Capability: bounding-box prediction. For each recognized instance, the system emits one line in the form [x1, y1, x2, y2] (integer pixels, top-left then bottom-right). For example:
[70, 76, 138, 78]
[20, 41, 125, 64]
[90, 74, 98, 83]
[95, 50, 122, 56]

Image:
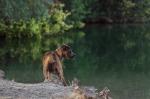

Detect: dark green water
[0, 24, 150, 99]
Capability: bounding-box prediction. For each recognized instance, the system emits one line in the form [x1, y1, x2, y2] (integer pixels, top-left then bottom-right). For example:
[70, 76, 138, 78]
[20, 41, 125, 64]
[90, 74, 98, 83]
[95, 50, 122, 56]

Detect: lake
[0, 24, 150, 99]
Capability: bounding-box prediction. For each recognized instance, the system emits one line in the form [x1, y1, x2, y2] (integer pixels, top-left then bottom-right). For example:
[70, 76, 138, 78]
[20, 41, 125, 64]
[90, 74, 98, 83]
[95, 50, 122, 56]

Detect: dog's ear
[61, 44, 70, 51]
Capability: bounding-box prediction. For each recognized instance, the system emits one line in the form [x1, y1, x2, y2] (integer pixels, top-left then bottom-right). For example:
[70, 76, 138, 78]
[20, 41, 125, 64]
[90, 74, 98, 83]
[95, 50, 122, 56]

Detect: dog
[42, 44, 75, 86]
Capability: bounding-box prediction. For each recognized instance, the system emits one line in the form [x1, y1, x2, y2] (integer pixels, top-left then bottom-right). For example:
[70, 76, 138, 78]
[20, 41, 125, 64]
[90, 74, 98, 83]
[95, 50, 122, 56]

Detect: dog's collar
[54, 49, 62, 60]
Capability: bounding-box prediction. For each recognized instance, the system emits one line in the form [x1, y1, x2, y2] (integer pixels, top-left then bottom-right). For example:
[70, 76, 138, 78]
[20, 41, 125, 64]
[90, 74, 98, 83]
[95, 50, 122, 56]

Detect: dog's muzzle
[70, 53, 76, 58]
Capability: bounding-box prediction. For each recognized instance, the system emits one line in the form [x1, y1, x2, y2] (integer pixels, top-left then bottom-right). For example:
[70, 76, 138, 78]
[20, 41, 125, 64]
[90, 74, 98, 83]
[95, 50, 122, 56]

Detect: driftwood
[0, 70, 112, 99]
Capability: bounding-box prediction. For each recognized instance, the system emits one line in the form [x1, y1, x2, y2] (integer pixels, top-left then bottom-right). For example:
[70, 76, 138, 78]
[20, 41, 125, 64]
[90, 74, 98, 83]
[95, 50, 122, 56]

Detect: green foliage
[63, 0, 87, 27]
[0, 0, 51, 20]
[122, 0, 136, 16]
[0, 3, 77, 39]
[64, 0, 150, 23]
[70, 0, 87, 21]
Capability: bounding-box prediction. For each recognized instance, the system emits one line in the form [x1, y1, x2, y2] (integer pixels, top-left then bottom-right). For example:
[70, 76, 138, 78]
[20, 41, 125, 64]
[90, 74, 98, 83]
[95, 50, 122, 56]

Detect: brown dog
[42, 44, 75, 86]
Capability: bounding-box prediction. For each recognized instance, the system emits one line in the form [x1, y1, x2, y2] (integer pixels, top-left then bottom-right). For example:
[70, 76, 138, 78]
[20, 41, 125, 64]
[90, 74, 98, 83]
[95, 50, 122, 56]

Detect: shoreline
[0, 78, 98, 99]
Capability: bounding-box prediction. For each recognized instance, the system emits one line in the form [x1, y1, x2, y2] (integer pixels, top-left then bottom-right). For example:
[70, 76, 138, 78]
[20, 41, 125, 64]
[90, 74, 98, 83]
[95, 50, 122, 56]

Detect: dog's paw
[44, 79, 51, 83]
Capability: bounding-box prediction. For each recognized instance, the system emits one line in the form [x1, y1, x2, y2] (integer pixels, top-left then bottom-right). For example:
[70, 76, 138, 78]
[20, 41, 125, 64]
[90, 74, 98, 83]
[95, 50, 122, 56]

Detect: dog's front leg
[59, 74, 67, 86]
[62, 77, 67, 86]
[56, 67, 67, 86]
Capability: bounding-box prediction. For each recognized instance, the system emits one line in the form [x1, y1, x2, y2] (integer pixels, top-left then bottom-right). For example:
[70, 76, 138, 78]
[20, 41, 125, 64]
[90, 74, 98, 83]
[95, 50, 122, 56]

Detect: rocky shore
[0, 79, 97, 99]
[0, 70, 112, 99]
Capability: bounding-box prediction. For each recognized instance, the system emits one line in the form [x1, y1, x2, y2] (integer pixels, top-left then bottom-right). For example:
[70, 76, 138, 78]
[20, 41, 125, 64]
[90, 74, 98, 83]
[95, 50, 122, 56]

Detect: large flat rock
[0, 79, 97, 99]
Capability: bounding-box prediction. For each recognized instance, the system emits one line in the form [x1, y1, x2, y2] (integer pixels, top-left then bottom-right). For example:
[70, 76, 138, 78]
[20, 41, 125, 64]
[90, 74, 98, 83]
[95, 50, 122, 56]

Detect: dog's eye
[63, 47, 67, 51]
[63, 46, 70, 51]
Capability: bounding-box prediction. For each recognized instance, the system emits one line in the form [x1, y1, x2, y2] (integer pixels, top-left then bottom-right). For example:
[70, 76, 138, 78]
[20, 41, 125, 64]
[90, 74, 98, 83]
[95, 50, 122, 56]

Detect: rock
[0, 79, 98, 99]
[0, 71, 112, 99]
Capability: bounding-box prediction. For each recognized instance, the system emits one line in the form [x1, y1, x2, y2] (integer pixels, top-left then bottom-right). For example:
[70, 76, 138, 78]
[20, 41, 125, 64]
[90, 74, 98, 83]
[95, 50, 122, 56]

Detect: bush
[0, 4, 77, 39]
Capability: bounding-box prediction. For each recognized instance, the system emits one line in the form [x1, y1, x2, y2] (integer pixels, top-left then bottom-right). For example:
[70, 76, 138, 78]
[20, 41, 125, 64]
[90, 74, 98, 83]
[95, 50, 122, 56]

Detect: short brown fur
[42, 45, 75, 86]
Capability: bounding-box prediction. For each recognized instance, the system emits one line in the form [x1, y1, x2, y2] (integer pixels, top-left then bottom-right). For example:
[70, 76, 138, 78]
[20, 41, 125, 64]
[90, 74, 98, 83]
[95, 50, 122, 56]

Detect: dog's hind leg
[43, 67, 48, 82]
[47, 71, 52, 81]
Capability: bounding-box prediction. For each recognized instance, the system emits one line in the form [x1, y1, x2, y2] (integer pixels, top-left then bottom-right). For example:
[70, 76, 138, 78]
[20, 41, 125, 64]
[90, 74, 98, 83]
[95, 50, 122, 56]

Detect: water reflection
[65, 24, 150, 99]
[0, 31, 84, 82]
[0, 24, 150, 99]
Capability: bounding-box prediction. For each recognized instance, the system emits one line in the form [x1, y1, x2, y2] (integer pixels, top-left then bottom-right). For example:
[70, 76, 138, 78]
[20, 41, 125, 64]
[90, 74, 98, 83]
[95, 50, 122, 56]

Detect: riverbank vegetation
[0, 1, 84, 39]
[63, 0, 150, 23]
[0, 0, 149, 39]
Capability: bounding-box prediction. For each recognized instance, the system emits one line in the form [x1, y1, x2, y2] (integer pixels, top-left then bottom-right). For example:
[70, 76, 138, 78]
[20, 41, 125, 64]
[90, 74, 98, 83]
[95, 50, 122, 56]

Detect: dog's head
[61, 44, 76, 59]
[56, 44, 75, 59]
